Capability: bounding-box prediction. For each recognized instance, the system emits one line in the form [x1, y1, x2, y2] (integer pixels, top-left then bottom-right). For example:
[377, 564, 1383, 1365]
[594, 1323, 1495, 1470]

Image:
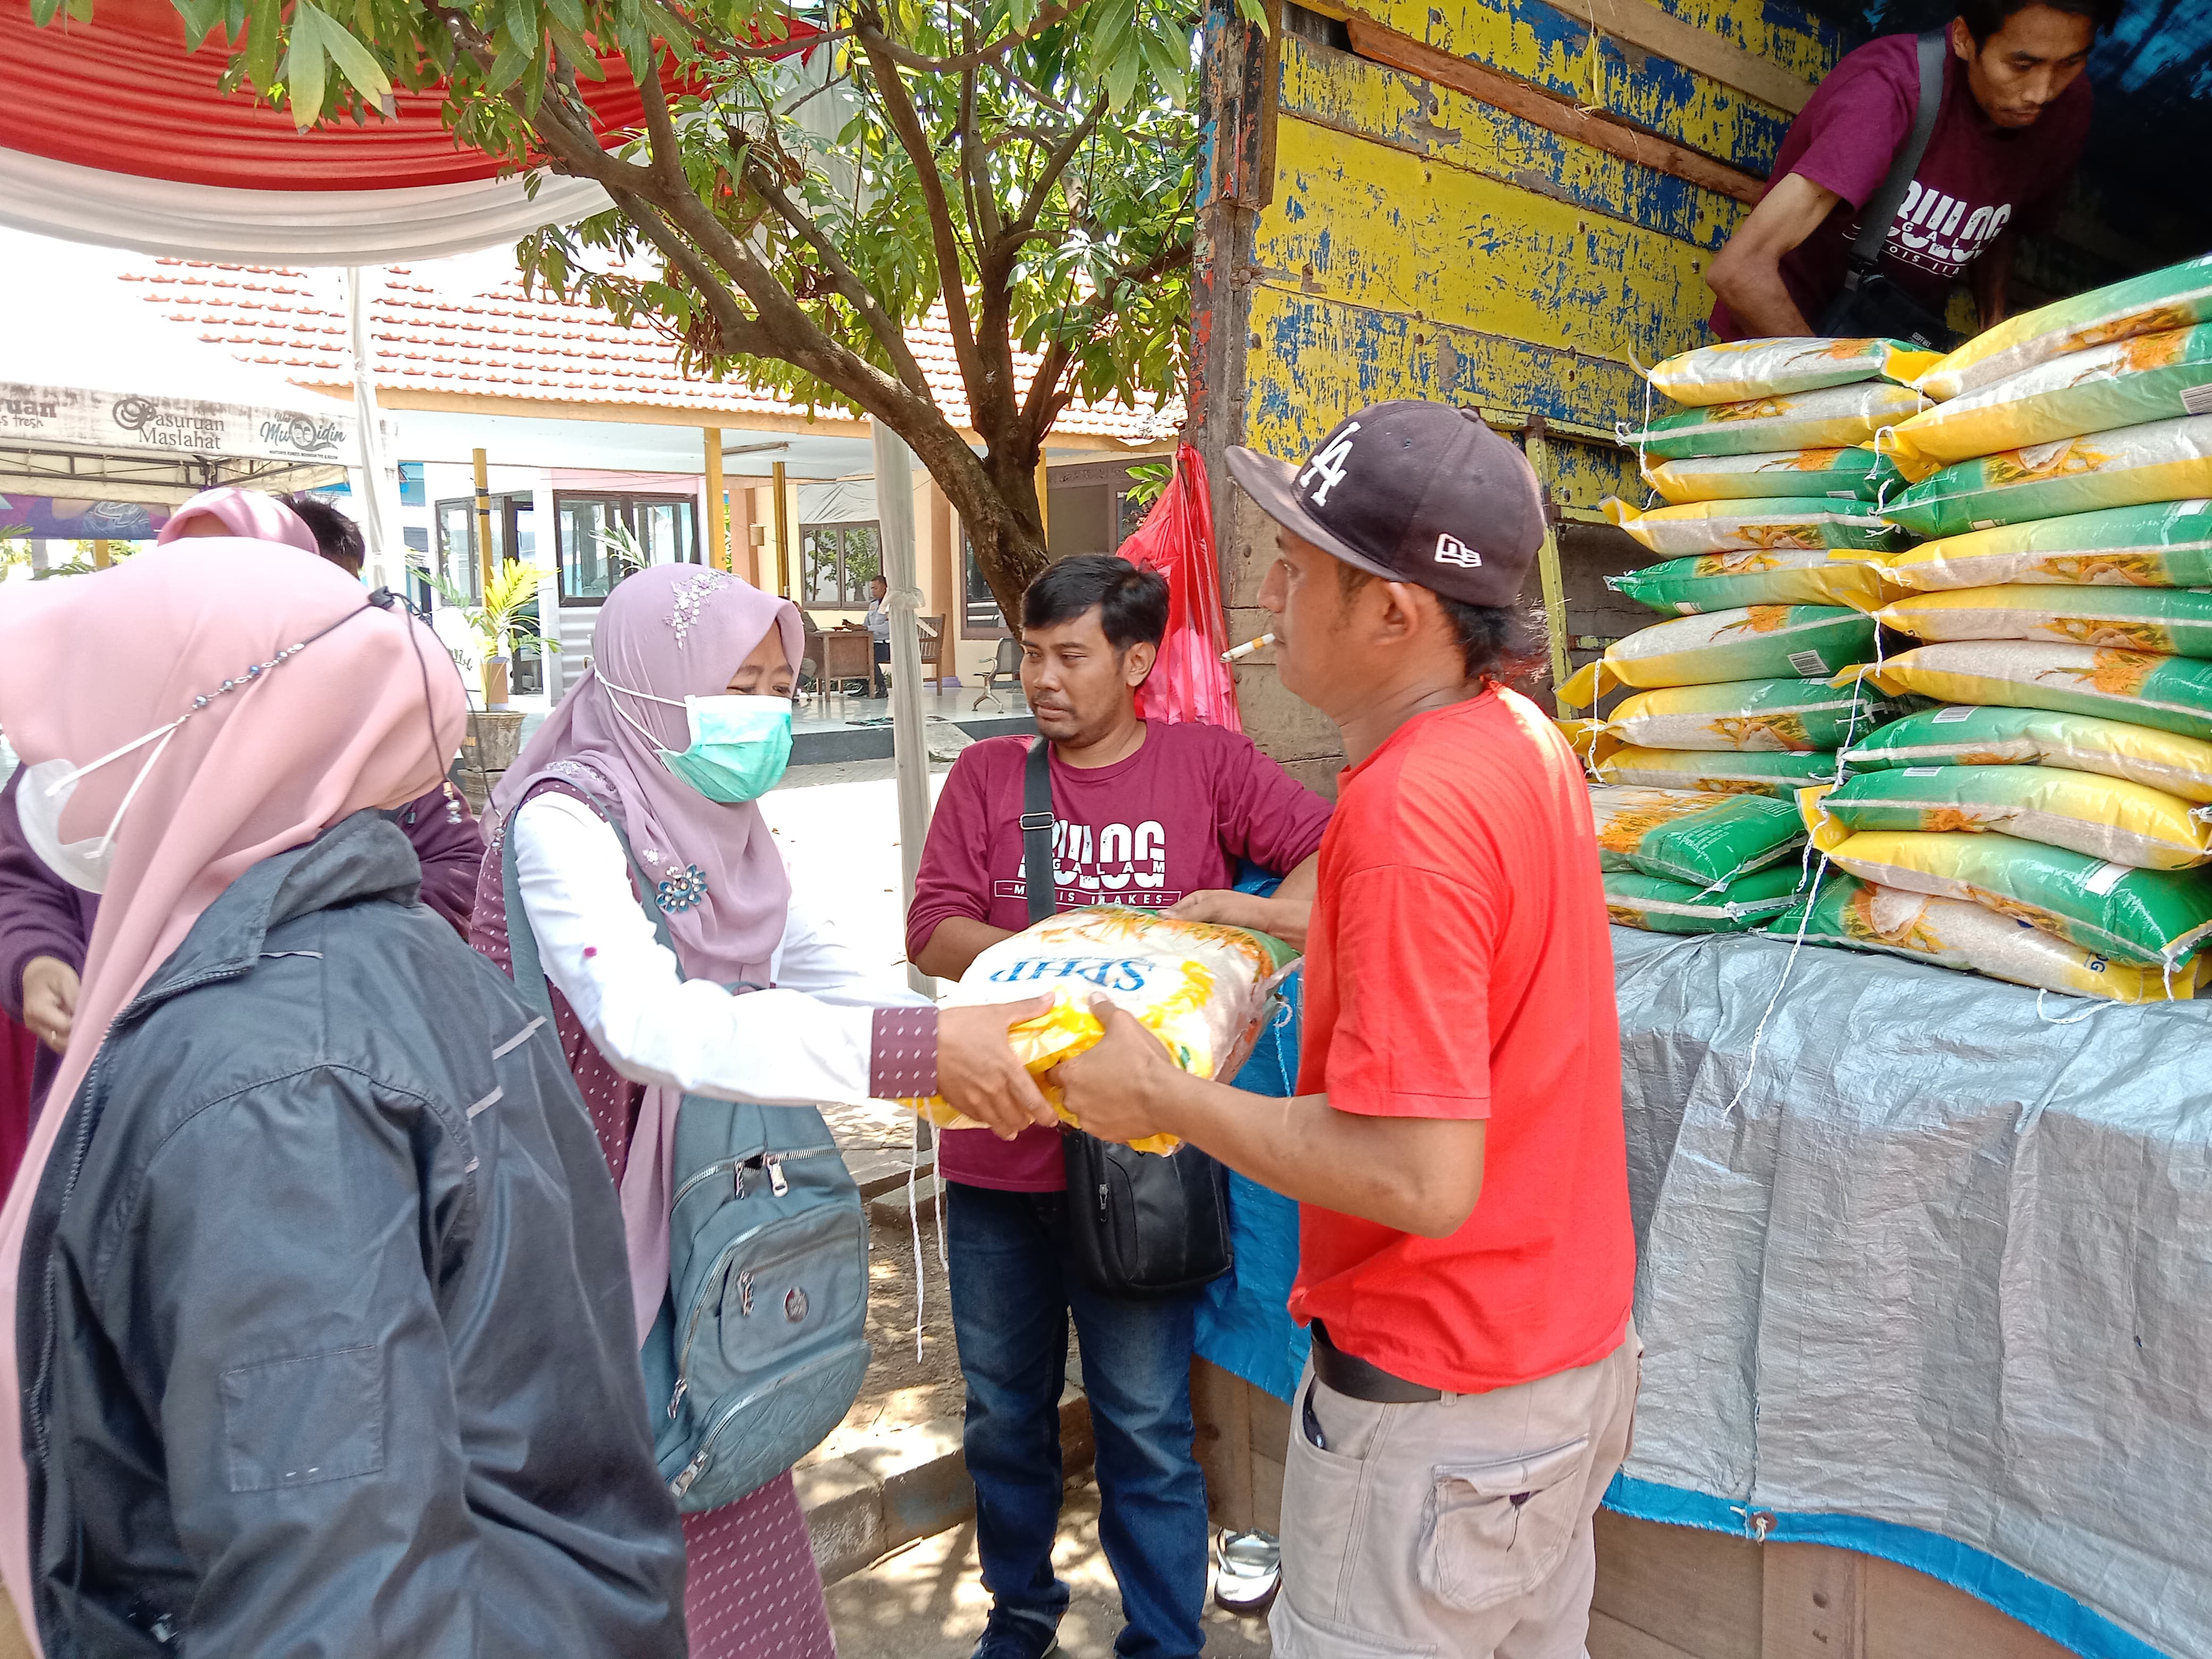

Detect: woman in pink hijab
[472, 563, 1053, 1659]
[0, 543, 685, 1656]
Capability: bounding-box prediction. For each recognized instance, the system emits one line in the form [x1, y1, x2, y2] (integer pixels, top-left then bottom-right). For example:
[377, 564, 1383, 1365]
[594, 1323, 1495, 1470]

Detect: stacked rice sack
[1572, 339, 1932, 932]
[1778, 255, 2212, 1002]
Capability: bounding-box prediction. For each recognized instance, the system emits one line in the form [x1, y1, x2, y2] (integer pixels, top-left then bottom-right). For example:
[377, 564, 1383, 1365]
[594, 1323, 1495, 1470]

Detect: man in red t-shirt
[1058, 402, 1637, 1659]
[1707, 0, 2109, 346]
[908, 554, 1332, 1659]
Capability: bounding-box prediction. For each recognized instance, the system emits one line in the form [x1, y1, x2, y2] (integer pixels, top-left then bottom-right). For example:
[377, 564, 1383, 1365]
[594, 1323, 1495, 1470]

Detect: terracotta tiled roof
[122, 259, 1183, 444]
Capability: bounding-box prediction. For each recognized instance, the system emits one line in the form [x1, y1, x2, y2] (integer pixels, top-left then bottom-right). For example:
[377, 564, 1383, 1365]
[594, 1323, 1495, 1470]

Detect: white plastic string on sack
[1723, 853, 1831, 1118]
[2035, 987, 2096, 1025]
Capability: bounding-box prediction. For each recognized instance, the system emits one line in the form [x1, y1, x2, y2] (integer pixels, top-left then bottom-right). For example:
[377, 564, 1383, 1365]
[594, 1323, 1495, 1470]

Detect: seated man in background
[907, 553, 1331, 1659]
[1706, 0, 2109, 346]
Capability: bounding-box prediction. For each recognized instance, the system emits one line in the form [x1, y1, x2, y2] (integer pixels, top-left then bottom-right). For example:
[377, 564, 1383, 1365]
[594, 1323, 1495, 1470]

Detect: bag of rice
[900, 908, 1297, 1152]
[1875, 584, 2212, 657]
[1603, 497, 1907, 558]
[1770, 873, 2200, 1002]
[1641, 446, 1903, 505]
[1844, 705, 2212, 803]
[1589, 784, 1805, 887]
[1597, 745, 1841, 799]
[1881, 415, 2212, 540]
[1605, 866, 1805, 934]
[1870, 498, 2212, 592]
[1856, 642, 2212, 743]
[1884, 324, 2212, 481]
[1812, 765, 2212, 869]
[1608, 548, 1891, 615]
[1559, 606, 1876, 708]
[1623, 382, 1929, 461]
[1645, 337, 1943, 407]
[1916, 252, 2212, 404]
[1822, 828, 2212, 966]
[1607, 676, 1898, 752]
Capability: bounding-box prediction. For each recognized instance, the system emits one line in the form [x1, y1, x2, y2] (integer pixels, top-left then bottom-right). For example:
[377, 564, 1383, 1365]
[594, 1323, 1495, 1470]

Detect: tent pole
[874, 423, 935, 997]
[473, 447, 495, 600]
[343, 267, 398, 588]
[772, 460, 793, 597]
[703, 427, 728, 572]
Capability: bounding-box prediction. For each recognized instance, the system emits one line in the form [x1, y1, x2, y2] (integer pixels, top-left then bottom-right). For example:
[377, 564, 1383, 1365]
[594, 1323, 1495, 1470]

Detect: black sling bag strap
[1822, 28, 1959, 350]
[1021, 738, 1057, 924]
[1019, 738, 1233, 1300]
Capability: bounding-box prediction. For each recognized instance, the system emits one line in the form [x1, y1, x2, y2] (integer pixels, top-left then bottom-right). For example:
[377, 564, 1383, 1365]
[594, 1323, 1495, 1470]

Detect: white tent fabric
[0, 146, 610, 265]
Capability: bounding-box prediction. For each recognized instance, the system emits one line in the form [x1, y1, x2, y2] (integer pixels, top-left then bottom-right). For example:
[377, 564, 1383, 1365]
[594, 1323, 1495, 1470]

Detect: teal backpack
[500, 789, 872, 1510]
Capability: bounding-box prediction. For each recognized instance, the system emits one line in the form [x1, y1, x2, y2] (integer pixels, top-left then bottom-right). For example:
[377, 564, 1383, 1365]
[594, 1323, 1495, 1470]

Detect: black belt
[1310, 1321, 1442, 1404]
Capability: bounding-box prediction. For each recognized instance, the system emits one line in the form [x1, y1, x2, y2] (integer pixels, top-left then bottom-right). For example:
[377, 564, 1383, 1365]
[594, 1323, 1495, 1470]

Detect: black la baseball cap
[1226, 400, 1547, 607]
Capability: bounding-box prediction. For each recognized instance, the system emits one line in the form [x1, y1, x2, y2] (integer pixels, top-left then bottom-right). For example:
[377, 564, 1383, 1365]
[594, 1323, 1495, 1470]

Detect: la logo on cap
[1434, 533, 1482, 569]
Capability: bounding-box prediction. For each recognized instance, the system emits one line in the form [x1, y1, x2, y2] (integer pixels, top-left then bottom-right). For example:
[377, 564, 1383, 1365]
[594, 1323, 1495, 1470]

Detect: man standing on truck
[908, 552, 1333, 1659]
[1055, 400, 1638, 1659]
[1706, 0, 2113, 348]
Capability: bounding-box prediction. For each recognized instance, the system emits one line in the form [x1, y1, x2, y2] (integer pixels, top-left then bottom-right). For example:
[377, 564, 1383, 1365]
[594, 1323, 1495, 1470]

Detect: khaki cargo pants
[1269, 1322, 1640, 1659]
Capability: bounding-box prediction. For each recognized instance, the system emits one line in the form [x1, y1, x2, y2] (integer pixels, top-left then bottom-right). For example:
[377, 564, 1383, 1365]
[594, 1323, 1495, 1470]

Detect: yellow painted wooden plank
[1280, 37, 1745, 251]
[1241, 284, 1641, 514]
[1256, 119, 1718, 372]
[1355, 0, 1829, 173]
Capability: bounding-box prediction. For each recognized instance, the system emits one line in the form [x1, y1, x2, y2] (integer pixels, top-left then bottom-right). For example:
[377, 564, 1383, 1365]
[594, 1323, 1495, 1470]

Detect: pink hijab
[493, 563, 803, 986]
[155, 485, 320, 556]
[0, 542, 466, 1654]
[492, 564, 800, 1339]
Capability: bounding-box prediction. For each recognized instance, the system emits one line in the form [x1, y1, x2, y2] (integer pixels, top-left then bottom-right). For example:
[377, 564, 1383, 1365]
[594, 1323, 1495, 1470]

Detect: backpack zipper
[669, 1342, 865, 1501]
[670, 1144, 836, 1210]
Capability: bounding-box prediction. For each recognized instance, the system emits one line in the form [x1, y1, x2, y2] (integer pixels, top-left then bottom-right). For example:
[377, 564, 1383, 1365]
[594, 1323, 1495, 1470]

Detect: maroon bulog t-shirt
[907, 722, 1333, 1191]
[1711, 32, 2090, 339]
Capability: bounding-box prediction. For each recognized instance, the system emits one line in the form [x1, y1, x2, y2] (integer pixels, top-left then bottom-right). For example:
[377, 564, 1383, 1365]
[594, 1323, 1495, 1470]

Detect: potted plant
[411, 558, 554, 780]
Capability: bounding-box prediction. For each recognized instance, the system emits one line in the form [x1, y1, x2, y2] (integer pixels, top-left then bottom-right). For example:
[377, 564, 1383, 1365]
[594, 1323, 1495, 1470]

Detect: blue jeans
[945, 1181, 1209, 1659]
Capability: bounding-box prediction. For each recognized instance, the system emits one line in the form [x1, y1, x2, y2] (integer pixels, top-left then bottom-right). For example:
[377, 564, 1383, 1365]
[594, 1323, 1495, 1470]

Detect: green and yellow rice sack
[1916, 252, 2212, 404]
[1811, 765, 2212, 869]
[1881, 415, 2212, 540]
[1875, 584, 2212, 657]
[1769, 873, 2199, 1002]
[1884, 323, 2212, 481]
[1558, 606, 1876, 707]
[1596, 745, 1840, 799]
[1869, 499, 2212, 591]
[1604, 866, 1805, 935]
[1820, 828, 2212, 966]
[1589, 784, 1805, 887]
[1856, 642, 2212, 744]
[1605, 676, 1897, 753]
[1641, 446, 1903, 505]
[1645, 337, 1942, 407]
[1607, 548, 1890, 615]
[1604, 496, 1907, 557]
[1622, 382, 1928, 461]
[1844, 705, 2212, 803]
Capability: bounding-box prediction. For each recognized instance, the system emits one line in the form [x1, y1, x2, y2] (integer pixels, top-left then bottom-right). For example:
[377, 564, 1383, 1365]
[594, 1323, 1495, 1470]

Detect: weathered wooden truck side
[1179, 3, 2096, 1653]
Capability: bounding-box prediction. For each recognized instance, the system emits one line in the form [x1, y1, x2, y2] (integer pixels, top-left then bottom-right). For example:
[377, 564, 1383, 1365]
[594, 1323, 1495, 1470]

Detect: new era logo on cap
[1225, 400, 1546, 608]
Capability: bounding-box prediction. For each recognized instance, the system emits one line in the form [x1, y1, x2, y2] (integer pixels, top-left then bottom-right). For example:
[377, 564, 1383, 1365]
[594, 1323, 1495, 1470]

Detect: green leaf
[27, 0, 64, 26]
[485, 18, 533, 93]
[282, 6, 328, 124]
[544, 0, 585, 37]
[174, 0, 227, 50]
[244, 0, 281, 90]
[298, 2, 393, 108]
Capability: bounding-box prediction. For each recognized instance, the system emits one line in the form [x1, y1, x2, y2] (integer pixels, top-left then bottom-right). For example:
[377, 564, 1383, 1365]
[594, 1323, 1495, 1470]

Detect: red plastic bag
[1116, 445, 1242, 732]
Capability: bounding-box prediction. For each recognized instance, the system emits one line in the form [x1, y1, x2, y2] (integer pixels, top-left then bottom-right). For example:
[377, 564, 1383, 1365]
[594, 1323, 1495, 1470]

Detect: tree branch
[996, 91, 1107, 256]
[867, 0, 1087, 73]
[1018, 237, 1193, 441]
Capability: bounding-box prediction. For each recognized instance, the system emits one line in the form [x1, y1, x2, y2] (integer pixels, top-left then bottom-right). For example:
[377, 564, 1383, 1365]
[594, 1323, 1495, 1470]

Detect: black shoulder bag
[1817, 28, 1963, 351]
[1023, 739, 1234, 1300]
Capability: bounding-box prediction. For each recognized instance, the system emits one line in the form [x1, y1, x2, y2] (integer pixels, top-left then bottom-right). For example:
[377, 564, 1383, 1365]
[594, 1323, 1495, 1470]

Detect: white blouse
[512, 791, 926, 1106]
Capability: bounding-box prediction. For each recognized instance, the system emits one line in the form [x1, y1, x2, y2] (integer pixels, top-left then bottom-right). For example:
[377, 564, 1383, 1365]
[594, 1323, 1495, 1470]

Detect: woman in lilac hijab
[470, 564, 1050, 1658]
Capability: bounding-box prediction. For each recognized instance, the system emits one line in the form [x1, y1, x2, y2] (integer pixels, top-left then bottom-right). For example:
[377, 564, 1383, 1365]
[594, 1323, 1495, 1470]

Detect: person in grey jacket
[0, 542, 686, 1656]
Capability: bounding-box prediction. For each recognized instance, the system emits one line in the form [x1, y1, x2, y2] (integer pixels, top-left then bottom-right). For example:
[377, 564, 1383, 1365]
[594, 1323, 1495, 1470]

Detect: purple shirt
[0, 768, 487, 1135]
[907, 722, 1333, 1192]
[1712, 32, 2090, 338]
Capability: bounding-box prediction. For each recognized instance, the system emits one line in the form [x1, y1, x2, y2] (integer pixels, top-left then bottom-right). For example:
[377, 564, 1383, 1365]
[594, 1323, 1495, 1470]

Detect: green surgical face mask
[604, 680, 793, 803]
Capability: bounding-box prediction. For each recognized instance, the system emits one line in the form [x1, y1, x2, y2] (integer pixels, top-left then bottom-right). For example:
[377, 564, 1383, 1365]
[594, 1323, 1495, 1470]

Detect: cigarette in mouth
[1220, 633, 1276, 663]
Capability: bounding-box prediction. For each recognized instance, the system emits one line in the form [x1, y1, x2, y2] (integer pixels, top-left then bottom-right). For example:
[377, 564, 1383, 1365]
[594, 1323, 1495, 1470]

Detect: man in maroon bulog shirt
[1706, 0, 2112, 347]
